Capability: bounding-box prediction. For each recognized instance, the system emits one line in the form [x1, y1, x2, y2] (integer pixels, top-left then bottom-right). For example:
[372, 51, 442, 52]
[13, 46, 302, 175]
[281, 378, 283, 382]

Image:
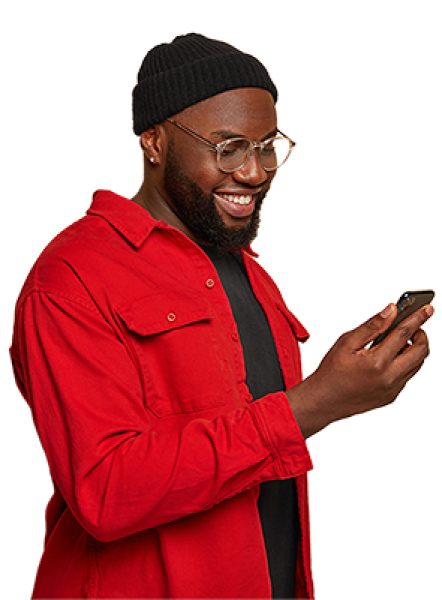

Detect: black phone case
[370, 290, 435, 348]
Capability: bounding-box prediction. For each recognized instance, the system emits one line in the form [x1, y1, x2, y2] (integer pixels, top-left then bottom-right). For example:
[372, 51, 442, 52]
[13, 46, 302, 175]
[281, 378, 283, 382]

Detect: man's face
[162, 88, 278, 252]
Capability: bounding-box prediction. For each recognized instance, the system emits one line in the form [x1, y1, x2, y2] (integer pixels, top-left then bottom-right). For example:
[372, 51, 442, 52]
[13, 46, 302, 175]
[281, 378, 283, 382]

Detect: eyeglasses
[166, 118, 296, 174]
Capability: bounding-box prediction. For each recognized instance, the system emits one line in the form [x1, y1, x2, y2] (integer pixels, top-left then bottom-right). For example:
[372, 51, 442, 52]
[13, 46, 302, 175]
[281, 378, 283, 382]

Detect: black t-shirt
[201, 246, 299, 599]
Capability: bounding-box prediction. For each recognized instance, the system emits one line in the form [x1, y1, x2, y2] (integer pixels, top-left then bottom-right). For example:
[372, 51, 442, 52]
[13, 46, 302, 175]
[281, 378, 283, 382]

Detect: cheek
[187, 158, 229, 192]
[264, 171, 276, 189]
[170, 138, 231, 192]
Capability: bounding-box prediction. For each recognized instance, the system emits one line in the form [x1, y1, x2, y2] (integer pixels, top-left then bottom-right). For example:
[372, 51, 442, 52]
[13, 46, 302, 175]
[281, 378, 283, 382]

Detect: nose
[232, 149, 268, 187]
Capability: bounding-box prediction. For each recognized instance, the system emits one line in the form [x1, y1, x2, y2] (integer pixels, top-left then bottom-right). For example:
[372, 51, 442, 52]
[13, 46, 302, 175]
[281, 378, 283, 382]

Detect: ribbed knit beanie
[132, 33, 278, 135]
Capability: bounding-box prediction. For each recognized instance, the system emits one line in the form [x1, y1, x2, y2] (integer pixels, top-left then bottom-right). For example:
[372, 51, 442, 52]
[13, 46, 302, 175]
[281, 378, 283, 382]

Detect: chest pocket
[117, 290, 233, 418]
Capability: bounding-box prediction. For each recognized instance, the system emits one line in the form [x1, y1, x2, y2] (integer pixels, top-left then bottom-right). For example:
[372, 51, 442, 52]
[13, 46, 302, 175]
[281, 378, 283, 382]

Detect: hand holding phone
[370, 290, 435, 348]
[286, 289, 434, 437]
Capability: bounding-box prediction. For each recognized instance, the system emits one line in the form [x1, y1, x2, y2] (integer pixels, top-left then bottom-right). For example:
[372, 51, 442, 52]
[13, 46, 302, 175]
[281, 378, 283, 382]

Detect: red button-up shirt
[10, 190, 314, 599]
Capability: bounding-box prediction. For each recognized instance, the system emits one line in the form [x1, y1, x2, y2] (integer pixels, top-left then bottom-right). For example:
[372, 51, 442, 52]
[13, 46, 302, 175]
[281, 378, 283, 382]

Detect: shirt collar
[87, 190, 163, 248]
[242, 246, 259, 258]
[87, 189, 259, 257]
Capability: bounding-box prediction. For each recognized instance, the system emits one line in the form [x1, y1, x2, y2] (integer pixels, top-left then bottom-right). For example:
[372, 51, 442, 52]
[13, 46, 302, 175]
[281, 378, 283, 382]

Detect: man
[10, 34, 432, 599]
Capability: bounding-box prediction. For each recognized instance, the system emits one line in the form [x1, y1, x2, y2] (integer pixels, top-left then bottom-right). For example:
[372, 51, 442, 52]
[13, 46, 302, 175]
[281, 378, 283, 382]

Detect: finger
[382, 305, 434, 356]
[350, 303, 398, 350]
[397, 327, 426, 355]
[389, 328, 430, 382]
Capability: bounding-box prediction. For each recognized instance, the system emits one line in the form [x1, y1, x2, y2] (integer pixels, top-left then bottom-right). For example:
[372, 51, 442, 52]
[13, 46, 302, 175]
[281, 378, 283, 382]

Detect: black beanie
[132, 33, 278, 135]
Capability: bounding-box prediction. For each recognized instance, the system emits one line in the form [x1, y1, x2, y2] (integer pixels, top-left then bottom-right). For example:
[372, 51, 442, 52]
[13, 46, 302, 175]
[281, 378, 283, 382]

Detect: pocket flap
[117, 290, 214, 336]
[277, 304, 310, 342]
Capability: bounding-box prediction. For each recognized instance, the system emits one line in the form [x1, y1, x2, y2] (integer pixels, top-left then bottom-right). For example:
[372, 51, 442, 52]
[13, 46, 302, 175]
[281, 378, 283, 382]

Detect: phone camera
[402, 296, 416, 310]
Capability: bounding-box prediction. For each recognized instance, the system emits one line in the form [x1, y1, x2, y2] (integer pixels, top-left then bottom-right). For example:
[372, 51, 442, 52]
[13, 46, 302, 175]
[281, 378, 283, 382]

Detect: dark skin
[132, 88, 276, 242]
[132, 87, 433, 439]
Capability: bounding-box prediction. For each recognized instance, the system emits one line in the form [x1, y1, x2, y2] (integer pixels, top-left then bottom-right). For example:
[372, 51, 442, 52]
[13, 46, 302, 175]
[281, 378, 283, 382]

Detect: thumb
[378, 303, 397, 322]
[352, 303, 398, 350]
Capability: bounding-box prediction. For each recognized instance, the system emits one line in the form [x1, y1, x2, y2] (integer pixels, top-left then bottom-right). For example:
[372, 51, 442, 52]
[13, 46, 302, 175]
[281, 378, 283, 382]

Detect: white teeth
[219, 194, 253, 205]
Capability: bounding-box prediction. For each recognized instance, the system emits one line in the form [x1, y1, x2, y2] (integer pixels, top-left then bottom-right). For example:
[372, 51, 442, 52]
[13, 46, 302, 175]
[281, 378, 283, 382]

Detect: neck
[132, 181, 201, 243]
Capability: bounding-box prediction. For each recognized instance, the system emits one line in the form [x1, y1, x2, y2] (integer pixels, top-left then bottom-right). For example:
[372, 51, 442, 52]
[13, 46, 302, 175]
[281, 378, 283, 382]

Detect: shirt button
[167, 312, 176, 322]
[245, 393, 253, 403]
[231, 331, 239, 342]
[205, 278, 215, 289]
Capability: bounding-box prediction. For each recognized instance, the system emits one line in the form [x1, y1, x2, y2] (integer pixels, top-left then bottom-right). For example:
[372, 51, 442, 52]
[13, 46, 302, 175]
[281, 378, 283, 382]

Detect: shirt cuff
[249, 391, 313, 479]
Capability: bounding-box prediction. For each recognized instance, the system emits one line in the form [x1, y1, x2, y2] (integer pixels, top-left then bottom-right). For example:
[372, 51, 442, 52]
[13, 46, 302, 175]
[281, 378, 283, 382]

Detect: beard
[163, 140, 267, 254]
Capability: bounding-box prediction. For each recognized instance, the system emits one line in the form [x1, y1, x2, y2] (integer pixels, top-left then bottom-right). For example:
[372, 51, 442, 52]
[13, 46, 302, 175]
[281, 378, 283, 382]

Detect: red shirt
[10, 190, 314, 599]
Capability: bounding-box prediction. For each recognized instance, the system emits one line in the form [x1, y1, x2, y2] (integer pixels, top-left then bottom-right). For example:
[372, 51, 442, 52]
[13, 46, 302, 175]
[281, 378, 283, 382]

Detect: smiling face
[134, 87, 279, 252]
[162, 88, 278, 251]
[163, 136, 269, 253]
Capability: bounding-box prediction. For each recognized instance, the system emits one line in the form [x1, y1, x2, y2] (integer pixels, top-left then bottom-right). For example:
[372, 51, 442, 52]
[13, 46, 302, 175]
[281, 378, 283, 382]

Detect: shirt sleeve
[11, 289, 312, 543]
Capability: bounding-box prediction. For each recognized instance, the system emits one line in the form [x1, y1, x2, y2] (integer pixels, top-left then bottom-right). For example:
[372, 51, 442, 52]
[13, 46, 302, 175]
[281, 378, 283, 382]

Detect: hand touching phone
[370, 290, 435, 348]
[286, 290, 435, 438]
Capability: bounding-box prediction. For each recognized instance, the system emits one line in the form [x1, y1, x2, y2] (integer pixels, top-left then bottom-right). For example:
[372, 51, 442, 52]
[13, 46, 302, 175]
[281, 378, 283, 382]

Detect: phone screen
[370, 290, 435, 348]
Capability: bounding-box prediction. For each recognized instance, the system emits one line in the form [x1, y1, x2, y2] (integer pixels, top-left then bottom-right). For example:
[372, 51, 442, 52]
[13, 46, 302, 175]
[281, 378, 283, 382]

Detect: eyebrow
[210, 128, 278, 141]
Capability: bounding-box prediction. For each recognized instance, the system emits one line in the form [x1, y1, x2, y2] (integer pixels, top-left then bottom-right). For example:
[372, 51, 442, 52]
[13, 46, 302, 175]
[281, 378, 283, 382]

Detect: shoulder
[15, 214, 112, 311]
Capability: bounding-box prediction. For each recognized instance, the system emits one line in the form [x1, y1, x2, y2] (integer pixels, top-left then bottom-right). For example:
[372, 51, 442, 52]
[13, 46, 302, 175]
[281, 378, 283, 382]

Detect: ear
[139, 125, 165, 166]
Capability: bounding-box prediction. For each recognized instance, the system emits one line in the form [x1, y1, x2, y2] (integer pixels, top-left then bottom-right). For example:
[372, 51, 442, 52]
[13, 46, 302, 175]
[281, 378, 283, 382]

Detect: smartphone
[370, 290, 435, 348]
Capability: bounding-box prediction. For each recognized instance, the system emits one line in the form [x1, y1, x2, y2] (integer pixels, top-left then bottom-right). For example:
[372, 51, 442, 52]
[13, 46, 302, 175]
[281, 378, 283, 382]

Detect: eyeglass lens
[219, 137, 292, 173]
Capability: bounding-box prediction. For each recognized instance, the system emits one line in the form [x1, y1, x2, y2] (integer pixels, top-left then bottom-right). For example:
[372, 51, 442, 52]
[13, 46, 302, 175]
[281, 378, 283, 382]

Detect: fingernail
[380, 304, 393, 318]
[425, 305, 435, 317]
